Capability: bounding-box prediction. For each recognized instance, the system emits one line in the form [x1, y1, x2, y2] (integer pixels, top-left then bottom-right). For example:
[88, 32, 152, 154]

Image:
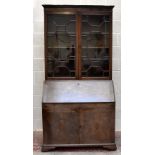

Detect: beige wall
[33, 0, 121, 131]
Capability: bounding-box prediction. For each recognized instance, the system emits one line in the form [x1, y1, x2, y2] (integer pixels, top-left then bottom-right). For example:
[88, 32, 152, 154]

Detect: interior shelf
[82, 47, 109, 48]
[48, 32, 76, 36]
[82, 32, 109, 35]
[48, 47, 75, 48]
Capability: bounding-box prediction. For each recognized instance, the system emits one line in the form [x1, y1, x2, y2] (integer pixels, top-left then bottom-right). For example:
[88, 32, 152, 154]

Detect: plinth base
[41, 143, 117, 152]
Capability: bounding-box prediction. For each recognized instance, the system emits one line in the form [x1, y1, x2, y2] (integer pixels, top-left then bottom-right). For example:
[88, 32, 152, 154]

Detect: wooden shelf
[82, 47, 109, 48]
[48, 47, 75, 48]
[82, 58, 109, 60]
[47, 32, 76, 36]
[82, 32, 109, 35]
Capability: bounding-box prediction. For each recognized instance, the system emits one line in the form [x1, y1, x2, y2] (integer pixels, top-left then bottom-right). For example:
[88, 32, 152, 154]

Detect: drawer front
[79, 103, 115, 144]
[42, 103, 80, 144]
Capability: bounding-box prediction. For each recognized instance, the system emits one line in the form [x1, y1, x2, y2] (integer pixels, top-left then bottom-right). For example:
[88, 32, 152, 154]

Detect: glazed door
[45, 14, 77, 79]
[80, 14, 112, 79]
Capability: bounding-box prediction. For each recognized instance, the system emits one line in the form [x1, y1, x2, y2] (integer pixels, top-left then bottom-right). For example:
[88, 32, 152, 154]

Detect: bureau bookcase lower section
[42, 103, 116, 151]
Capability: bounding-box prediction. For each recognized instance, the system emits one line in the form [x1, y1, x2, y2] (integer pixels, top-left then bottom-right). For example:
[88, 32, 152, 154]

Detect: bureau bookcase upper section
[43, 5, 114, 80]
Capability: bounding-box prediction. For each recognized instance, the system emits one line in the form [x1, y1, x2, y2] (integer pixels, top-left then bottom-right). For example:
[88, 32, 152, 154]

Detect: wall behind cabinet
[33, 0, 121, 131]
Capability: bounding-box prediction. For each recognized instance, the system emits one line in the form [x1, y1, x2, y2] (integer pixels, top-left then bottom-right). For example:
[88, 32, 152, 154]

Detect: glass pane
[82, 15, 110, 34]
[48, 34, 75, 48]
[81, 48, 109, 77]
[47, 14, 76, 77]
[81, 15, 111, 77]
[82, 34, 109, 48]
[48, 14, 76, 33]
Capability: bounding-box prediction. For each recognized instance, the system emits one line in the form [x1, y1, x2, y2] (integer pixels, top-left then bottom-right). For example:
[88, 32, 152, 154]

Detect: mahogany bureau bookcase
[41, 5, 116, 151]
